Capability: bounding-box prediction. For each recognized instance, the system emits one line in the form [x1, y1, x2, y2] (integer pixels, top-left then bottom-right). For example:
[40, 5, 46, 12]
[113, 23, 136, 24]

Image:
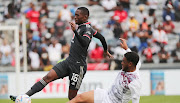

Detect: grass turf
[1, 95, 180, 103]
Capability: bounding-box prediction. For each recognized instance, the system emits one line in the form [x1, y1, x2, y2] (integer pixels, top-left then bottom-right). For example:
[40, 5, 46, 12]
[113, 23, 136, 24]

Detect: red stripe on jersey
[93, 31, 97, 35]
[83, 34, 91, 39]
[84, 22, 91, 24]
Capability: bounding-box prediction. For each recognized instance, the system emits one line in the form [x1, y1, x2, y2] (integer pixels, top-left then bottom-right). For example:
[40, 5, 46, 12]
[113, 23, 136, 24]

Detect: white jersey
[107, 49, 141, 103]
[94, 49, 142, 103]
[105, 70, 141, 103]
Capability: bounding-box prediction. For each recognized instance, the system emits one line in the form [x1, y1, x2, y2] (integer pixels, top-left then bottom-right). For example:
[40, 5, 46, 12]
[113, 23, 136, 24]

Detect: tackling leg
[68, 90, 94, 103]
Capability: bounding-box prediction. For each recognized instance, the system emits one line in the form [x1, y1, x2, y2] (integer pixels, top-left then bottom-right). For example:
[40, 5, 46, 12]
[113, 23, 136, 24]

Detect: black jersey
[69, 22, 97, 64]
[53, 22, 108, 90]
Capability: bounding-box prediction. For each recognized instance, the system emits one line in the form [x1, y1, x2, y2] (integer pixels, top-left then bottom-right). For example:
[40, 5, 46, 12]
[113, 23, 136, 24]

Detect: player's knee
[68, 94, 76, 100]
[43, 74, 53, 83]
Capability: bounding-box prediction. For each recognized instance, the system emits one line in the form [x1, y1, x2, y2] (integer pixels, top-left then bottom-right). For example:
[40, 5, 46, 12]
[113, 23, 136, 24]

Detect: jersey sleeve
[82, 27, 94, 40]
[129, 79, 142, 103]
[92, 29, 97, 36]
[73, 30, 90, 47]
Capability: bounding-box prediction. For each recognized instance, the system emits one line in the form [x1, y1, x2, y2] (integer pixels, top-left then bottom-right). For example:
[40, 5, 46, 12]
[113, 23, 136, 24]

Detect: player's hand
[119, 38, 128, 50]
[69, 22, 76, 31]
[104, 51, 114, 59]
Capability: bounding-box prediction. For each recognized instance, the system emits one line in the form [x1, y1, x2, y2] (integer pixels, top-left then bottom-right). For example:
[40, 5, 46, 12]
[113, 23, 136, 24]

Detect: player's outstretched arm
[120, 38, 141, 70]
[119, 38, 129, 50]
[94, 32, 113, 59]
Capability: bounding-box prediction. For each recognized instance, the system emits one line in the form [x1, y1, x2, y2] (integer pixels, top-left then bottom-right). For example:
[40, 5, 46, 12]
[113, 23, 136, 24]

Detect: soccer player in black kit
[10, 7, 113, 101]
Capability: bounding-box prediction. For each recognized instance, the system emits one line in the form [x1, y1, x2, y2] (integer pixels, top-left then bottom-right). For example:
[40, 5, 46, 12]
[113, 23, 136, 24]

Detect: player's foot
[10, 95, 17, 101]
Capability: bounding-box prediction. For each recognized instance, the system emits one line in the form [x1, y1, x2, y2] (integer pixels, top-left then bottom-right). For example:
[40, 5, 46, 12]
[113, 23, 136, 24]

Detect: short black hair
[124, 52, 139, 66]
[77, 7, 89, 17]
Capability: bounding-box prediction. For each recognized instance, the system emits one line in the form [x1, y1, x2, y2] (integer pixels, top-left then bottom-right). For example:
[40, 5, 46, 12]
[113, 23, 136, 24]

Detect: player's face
[121, 57, 129, 71]
[75, 9, 86, 25]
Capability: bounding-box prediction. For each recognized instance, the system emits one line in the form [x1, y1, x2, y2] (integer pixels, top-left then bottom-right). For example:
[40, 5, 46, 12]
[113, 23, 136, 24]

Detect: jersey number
[71, 73, 79, 82]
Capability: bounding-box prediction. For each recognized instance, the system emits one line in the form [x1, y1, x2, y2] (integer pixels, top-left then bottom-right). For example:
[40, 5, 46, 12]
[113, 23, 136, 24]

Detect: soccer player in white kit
[68, 38, 142, 103]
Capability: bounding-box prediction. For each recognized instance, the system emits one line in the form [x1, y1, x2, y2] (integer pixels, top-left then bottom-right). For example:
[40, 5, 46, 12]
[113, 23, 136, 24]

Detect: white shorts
[94, 88, 107, 103]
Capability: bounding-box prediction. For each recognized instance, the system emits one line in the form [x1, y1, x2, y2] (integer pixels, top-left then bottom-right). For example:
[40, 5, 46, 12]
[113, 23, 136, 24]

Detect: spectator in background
[174, 0, 180, 21]
[70, 3, 78, 17]
[0, 39, 11, 55]
[56, 30, 66, 44]
[1, 52, 12, 66]
[40, 37, 48, 48]
[48, 27, 56, 37]
[31, 35, 41, 50]
[151, 17, 159, 31]
[147, 24, 153, 38]
[127, 32, 141, 53]
[163, 4, 175, 21]
[26, 4, 40, 31]
[39, 2, 49, 19]
[4, 1, 17, 19]
[143, 42, 155, 63]
[44, 32, 52, 46]
[54, 16, 66, 37]
[62, 43, 70, 59]
[13, 0, 22, 15]
[136, 4, 148, 24]
[29, 48, 40, 71]
[128, 12, 139, 32]
[112, 42, 127, 70]
[47, 37, 62, 65]
[137, 24, 150, 52]
[163, 15, 175, 34]
[158, 46, 170, 63]
[113, 4, 128, 23]
[89, 44, 104, 63]
[141, 17, 148, 30]
[152, 24, 168, 47]
[107, 16, 116, 29]
[171, 42, 180, 63]
[118, 0, 130, 12]
[39, 17, 48, 37]
[137, 0, 147, 5]
[40, 45, 50, 70]
[113, 16, 123, 39]
[101, 0, 117, 12]
[146, 8, 156, 25]
[165, 0, 173, 7]
[39, 2, 49, 36]
[146, 0, 158, 17]
[27, 29, 33, 51]
[24, 2, 34, 14]
[88, 0, 101, 6]
[58, 4, 72, 22]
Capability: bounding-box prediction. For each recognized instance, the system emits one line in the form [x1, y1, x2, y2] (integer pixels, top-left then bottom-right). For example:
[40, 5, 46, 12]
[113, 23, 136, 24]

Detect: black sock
[26, 79, 47, 96]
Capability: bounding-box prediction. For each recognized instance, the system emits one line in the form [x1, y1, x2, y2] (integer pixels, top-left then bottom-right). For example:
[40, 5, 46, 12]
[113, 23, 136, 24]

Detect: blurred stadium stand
[0, 0, 180, 71]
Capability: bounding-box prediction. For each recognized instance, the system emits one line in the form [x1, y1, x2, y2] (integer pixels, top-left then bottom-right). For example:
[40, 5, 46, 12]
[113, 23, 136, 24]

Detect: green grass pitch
[1, 95, 180, 103]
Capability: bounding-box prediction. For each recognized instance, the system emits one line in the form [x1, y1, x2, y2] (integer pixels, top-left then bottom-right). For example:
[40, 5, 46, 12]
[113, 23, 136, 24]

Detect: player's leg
[10, 69, 58, 101]
[68, 89, 78, 100]
[10, 59, 69, 101]
[25, 69, 59, 96]
[68, 64, 87, 100]
[68, 90, 94, 103]
[25, 59, 70, 97]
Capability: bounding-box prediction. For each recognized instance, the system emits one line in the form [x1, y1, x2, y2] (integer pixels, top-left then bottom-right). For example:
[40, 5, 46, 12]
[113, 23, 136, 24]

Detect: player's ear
[129, 62, 133, 67]
[84, 15, 88, 20]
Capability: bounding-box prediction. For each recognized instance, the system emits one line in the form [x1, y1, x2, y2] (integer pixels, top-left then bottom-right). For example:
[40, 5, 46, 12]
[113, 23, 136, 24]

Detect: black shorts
[52, 58, 87, 90]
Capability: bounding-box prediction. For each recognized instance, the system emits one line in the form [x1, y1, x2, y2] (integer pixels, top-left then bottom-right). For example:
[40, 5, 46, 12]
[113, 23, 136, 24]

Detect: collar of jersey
[78, 22, 91, 27]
